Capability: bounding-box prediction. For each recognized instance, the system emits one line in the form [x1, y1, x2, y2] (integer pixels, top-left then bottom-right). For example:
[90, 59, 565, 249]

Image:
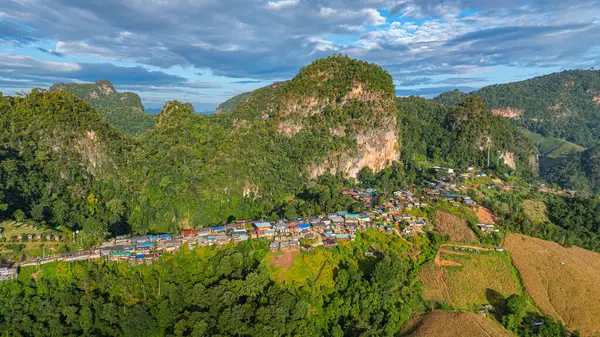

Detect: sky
[1, 0, 599, 111]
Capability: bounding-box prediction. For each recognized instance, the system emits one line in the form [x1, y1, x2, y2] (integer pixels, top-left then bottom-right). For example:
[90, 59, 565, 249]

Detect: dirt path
[434, 249, 465, 267]
[441, 244, 492, 251]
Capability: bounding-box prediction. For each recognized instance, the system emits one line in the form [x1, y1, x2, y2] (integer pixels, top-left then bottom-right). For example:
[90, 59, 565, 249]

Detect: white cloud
[0, 54, 81, 72]
[266, 0, 299, 10]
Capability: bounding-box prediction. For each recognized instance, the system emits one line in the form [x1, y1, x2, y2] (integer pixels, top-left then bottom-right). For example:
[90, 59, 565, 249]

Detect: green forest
[0, 234, 434, 337]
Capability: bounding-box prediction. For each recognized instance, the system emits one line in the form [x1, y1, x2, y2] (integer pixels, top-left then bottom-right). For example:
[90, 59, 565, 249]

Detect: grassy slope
[519, 128, 584, 172]
[420, 251, 521, 309]
[402, 311, 514, 337]
[505, 234, 600, 336]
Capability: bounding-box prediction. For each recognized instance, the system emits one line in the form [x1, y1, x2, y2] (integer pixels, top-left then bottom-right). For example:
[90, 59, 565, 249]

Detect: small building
[323, 239, 336, 248]
[301, 245, 314, 252]
[269, 242, 279, 252]
[255, 222, 272, 230]
[0, 263, 18, 281]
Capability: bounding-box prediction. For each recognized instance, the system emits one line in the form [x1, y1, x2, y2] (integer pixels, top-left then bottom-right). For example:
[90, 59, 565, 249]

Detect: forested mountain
[397, 96, 538, 175]
[49, 80, 155, 135]
[0, 90, 134, 241]
[434, 70, 600, 148]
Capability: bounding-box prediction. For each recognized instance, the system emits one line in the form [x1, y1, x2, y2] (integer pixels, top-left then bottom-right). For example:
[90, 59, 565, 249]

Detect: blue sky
[1, 0, 599, 111]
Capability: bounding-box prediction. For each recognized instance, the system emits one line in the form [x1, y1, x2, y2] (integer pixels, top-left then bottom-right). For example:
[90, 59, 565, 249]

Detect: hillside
[519, 128, 585, 174]
[402, 311, 514, 337]
[214, 91, 251, 113]
[397, 96, 538, 173]
[434, 70, 600, 148]
[505, 234, 600, 336]
[50, 80, 155, 135]
[542, 146, 600, 195]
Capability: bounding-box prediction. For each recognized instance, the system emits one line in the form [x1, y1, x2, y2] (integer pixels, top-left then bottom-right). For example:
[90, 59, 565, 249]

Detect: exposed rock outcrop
[491, 107, 523, 119]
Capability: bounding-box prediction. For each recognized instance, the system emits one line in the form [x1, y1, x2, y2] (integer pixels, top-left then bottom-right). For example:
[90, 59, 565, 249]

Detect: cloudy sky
[1, 0, 599, 111]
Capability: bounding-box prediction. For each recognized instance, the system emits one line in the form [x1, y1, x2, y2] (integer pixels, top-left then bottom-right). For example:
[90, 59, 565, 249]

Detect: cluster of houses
[340, 188, 377, 208]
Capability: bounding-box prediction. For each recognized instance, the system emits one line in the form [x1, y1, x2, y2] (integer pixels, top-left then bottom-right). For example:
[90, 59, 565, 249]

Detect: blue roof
[270, 242, 279, 247]
[158, 234, 172, 239]
[138, 242, 156, 248]
[345, 213, 359, 218]
[445, 194, 459, 198]
[136, 253, 145, 259]
[211, 226, 224, 231]
[298, 223, 311, 229]
[255, 222, 271, 228]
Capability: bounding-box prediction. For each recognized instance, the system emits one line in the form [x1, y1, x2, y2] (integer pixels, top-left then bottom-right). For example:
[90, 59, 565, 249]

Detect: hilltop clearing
[505, 234, 600, 336]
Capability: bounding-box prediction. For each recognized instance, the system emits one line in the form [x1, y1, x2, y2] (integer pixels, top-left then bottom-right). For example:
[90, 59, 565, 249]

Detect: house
[478, 172, 487, 177]
[301, 245, 314, 252]
[197, 229, 211, 237]
[182, 230, 197, 237]
[254, 222, 272, 230]
[262, 228, 277, 238]
[159, 240, 181, 252]
[323, 239, 336, 248]
[321, 217, 332, 225]
[45, 234, 52, 241]
[210, 226, 225, 233]
[0, 263, 18, 281]
[335, 233, 350, 241]
[130, 235, 148, 243]
[275, 222, 290, 233]
[329, 215, 344, 224]
[136, 242, 157, 251]
[269, 242, 279, 252]
[280, 241, 290, 251]
[297, 223, 311, 231]
[196, 236, 208, 246]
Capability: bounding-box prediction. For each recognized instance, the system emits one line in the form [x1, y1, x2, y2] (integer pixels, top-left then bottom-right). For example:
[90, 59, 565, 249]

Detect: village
[2, 165, 566, 281]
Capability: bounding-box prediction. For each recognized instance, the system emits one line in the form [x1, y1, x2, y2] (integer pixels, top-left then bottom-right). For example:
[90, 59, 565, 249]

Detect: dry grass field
[522, 200, 549, 223]
[401, 311, 514, 337]
[435, 211, 477, 242]
[475, 207, 498, 224]
[420, 251, 520, 309]
[505, 234, 600, 336]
